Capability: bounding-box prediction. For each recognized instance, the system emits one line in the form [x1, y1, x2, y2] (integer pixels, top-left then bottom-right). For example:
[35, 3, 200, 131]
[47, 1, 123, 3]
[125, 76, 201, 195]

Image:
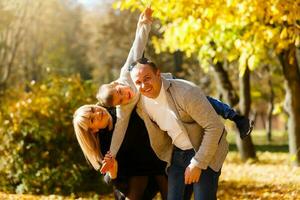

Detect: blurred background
[0, 0, 299, 199]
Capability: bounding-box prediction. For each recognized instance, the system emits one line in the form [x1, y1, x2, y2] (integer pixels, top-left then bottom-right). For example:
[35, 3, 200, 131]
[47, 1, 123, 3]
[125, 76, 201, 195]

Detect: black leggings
[113, 175, 168, 200]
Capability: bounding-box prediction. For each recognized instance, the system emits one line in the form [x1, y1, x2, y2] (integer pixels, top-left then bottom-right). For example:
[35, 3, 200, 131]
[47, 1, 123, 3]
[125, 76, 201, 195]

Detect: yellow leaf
[289, 56, 295, 65]
[239, 53, 248, 76]
[295, 35, 300, 46]
[234, 39, 242, 49]
[280, 28, 288, 39]
[273, 103, 283, 115]
[290, 154, 297, 162]
[247, 55, 256, 70]
[40, 85, 47, 91]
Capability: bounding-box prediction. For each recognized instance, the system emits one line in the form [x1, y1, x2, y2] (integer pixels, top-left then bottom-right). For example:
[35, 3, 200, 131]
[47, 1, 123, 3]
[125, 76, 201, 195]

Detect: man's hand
[184, 164, 202, 184]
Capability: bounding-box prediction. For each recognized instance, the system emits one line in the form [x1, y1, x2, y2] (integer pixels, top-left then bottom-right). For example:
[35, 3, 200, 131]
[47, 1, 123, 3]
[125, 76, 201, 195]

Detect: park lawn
[218, 151, 300, 199]
[1, 130, 300, 199]
[219, 129, 300, 199]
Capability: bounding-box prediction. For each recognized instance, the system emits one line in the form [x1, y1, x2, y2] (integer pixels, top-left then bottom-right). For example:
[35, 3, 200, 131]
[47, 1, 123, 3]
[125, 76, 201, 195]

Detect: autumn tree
[0, 0, 93, 93]
[84, 1, 197, 86]
[0, 0, 29, 93]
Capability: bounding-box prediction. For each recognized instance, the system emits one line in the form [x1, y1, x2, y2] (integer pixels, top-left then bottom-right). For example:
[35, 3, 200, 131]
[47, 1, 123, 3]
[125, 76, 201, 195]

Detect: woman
[73, 104, 168, 200]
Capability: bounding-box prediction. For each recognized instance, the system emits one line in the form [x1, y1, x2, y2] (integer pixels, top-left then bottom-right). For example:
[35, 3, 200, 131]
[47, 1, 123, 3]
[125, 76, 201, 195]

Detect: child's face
[111, 83, 135, 106]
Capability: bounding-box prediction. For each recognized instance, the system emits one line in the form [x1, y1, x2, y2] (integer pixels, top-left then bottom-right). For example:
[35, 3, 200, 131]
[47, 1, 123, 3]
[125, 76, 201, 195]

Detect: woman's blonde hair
[73, 104, 104, 170]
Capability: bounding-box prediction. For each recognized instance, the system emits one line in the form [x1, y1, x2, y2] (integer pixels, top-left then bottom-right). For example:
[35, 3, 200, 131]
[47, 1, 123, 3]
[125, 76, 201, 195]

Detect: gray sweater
[137, 78, 228, 171]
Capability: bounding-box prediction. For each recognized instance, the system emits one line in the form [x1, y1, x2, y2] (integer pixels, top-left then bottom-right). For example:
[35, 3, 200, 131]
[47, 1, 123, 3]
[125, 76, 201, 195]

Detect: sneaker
[233, 115, 254, 139]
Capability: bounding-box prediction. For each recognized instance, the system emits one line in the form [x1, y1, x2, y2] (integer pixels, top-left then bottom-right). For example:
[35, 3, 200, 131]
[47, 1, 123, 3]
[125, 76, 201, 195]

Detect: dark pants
[168, 148, 221, 200]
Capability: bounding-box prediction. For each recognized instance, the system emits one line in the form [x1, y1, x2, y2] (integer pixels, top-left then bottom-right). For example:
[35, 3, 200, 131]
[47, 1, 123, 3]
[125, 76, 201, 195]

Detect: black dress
[98, 107, 166, 176]
[98, 107, 167, 200]
[116, 108, 166, 177]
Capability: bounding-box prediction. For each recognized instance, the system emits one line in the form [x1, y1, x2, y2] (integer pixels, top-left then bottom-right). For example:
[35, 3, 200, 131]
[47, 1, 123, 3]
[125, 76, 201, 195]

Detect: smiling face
[130, 63, 162, 99]
[88, 105, 112, 133]
[111, 83, 135, 106]
[97, 82, 135, 107]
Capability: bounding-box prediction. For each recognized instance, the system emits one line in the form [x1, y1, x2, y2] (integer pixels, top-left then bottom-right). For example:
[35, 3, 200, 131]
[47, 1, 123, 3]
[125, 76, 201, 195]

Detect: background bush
[0, 75, 109, 194]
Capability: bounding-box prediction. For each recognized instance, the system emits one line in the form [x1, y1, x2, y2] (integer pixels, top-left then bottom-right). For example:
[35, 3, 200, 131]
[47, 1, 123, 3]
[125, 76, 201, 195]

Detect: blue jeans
[167, 148, 221, 200]
[207, 96, 236, 119]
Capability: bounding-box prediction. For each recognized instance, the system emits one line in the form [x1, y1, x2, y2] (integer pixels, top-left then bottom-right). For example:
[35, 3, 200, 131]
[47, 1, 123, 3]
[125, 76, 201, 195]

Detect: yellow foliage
[273, 102, 283, 115]
[238, 52, 248, 76]
[280, 28, 288, 39]
[116, 0, 300, 72]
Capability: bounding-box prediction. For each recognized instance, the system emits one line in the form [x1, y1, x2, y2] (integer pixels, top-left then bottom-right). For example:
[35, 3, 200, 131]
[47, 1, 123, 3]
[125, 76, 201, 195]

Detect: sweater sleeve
[184, 85, 225, 170]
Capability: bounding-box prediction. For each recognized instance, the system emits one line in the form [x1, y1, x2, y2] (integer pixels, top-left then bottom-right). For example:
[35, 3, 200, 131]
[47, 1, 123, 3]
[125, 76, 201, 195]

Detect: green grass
[226, 129, 289, 152]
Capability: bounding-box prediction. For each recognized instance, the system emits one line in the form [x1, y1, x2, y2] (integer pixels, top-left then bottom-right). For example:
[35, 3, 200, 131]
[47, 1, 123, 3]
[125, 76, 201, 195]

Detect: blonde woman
[73, 104, 168, 200]
[73, 7, 169, 200]
[73, 104, 116, 175]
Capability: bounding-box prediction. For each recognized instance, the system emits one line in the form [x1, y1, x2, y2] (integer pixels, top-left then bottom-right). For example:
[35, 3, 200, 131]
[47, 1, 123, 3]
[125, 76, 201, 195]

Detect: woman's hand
[100, 152, 118, 179]
[108, 158, 118, 179]
[100, 152, 114, 173]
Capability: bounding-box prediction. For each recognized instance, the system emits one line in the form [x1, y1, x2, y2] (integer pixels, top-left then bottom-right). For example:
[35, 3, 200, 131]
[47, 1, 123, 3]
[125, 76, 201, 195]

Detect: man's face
[111, 83, 135, 106]
[130, 64, 162, 99]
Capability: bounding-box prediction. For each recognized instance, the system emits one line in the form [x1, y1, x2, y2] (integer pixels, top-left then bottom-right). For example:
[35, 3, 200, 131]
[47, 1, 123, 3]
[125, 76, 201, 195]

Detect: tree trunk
[279, 45, 300, 166]
[212, 61, 239, 106]
[236, 66, 256, 161]
[266, 75, 274, 142]
[174, 50, 183, 72]
[211, 61, 256, 160]
[0, 5, 27, 93]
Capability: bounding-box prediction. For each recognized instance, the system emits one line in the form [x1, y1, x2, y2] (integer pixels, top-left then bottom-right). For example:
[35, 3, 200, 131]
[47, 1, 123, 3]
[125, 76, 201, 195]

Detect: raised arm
[108, 8, 154, 159]
[119, 7, 153, 80]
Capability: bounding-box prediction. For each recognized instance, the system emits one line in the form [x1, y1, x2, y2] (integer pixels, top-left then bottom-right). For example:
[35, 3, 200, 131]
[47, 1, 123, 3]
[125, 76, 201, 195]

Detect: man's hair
[96, 84, 115, 107]
[128, 57, 158, 72]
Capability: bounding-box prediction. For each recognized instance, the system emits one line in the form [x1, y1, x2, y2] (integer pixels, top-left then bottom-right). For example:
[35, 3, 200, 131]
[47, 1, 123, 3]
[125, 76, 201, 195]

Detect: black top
[98, 107, 166, 177]
[98, 108, 116, 156]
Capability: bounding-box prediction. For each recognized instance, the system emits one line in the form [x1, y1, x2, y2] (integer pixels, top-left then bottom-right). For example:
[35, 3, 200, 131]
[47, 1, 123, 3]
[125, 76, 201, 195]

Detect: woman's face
[89, 106, 111, 133]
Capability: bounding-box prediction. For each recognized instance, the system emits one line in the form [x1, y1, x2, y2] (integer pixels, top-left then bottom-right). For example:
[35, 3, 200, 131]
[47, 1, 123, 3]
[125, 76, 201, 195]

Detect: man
[129, 58, 228, 200]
